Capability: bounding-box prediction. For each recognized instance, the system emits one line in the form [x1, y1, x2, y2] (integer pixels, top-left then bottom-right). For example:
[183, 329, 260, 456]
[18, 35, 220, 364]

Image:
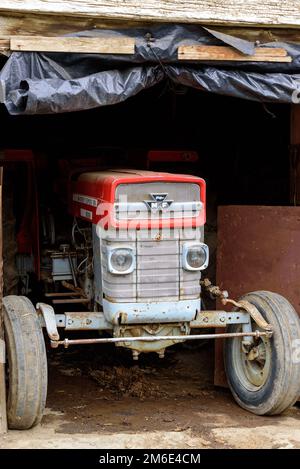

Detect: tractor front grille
[101, 230, 201, 303]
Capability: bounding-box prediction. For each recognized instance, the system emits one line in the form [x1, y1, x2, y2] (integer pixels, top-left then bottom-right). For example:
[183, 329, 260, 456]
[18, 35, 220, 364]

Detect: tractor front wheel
[224, 291, 300, 415]
[3, 295, 48, 429]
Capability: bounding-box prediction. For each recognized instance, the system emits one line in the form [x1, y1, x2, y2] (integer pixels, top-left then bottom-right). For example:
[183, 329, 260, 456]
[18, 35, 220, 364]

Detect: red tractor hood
[70, 169, 206, 229]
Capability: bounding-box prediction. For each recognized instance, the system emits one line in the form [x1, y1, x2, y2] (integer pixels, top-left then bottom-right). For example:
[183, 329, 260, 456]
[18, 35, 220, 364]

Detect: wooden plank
[52, 298, 89, 304]
[178, 45, 292, 62]
[0, 167, 7, 434]
[0, 39, 9, 51]
[10, 35, 135, 54]
[2, 1, 300, 28]
[45, 292, 82, 297]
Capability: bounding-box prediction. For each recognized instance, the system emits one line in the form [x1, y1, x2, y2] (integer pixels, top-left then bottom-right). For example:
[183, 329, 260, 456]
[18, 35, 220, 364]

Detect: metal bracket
[222, 298, 273, 331]
[190, 310, 250, 328]
[64, 312, 111, 330]
[37, 302, 60, 342]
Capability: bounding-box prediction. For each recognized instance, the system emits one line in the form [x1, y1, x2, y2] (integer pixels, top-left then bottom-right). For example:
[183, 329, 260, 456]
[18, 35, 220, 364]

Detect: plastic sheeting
[1, 24, 300, 115]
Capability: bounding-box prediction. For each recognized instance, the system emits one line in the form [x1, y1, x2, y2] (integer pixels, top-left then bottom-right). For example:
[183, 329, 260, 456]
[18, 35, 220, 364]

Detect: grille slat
[137, 268, 179, 284]
[138, 282, 179, 299]
[137, 238, 179, 300]
[138, 255, 178, 270]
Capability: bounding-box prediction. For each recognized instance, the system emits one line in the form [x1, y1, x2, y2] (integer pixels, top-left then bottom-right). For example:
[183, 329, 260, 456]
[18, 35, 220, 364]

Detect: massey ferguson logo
[144, 193, 173, 213]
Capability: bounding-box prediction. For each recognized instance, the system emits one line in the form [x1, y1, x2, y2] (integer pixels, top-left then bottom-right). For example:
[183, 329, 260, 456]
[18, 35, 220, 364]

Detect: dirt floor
[1, 341, 300, 449]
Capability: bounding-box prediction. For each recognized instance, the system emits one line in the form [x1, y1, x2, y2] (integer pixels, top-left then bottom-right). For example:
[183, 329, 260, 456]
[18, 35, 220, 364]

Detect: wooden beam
[10, 35, 135, 54]
[0, 12, 145, 37]
[2, 1, 300, 29]
[178, 45, 292, 62]
[0, 167, 7, 434]
[2, 12, 300, 44]
[209, 26, 300, 44]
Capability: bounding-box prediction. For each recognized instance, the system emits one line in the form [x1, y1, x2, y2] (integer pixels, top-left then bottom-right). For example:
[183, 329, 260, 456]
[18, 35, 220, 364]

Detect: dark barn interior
[0, 83, 293, 387]
[0, 82, 291, 287]
[0, 81, 291, 210]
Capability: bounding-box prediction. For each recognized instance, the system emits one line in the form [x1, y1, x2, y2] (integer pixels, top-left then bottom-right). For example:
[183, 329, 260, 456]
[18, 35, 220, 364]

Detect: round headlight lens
[110, 248, 134, 273]
[186, 246, 207, 269]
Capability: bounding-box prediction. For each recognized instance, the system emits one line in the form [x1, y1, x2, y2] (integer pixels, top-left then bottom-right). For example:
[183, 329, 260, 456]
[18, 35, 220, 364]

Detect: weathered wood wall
[0, 167, 7, 434]
[1, 0, 300, 29]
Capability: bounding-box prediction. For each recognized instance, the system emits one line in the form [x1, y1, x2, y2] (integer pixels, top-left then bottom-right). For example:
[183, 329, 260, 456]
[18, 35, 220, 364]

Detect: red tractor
[2, 149, 300, 429]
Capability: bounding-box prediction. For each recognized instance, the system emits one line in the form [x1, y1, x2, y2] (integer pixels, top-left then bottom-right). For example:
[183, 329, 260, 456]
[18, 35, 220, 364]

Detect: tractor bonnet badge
[144, 193, 173, 213]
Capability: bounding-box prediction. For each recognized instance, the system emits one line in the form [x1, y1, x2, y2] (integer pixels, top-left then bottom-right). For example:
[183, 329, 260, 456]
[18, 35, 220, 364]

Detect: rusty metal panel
[215, 205, 300, 387]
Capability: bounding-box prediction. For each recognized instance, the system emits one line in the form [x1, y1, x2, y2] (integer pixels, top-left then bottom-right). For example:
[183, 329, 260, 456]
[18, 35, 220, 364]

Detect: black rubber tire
[224, 291, 300, 415]
[3, 295, 48, 429]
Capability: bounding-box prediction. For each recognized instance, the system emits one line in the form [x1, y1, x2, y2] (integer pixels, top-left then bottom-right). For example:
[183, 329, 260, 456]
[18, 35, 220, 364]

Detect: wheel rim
[232, 323, 272, 391]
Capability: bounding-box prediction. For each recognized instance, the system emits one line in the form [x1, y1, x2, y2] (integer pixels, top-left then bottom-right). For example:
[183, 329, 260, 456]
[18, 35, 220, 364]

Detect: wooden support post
[290, 104, 300, 205]
[0, 167, 7, 433]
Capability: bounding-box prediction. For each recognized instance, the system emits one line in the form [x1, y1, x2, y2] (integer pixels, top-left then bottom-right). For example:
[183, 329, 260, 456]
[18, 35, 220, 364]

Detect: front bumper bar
[102, 298, 200, 324]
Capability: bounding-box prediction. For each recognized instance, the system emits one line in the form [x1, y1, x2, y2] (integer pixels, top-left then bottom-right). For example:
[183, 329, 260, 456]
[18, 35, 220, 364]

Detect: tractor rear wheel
[224, 291, 300, 415]
[3, 295, 48, 429]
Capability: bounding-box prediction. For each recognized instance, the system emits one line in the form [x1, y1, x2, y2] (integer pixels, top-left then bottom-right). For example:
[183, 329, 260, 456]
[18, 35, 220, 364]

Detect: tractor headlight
[183, 242, 209, 271]
[107, 247, 135, 274]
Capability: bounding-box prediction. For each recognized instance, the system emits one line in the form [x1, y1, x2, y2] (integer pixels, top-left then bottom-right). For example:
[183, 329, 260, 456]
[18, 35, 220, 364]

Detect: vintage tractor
[2, 150, 300, 429]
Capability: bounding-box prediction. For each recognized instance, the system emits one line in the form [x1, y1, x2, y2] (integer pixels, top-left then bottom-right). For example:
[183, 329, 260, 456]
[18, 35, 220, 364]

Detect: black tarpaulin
[1, 24, 300, 115]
